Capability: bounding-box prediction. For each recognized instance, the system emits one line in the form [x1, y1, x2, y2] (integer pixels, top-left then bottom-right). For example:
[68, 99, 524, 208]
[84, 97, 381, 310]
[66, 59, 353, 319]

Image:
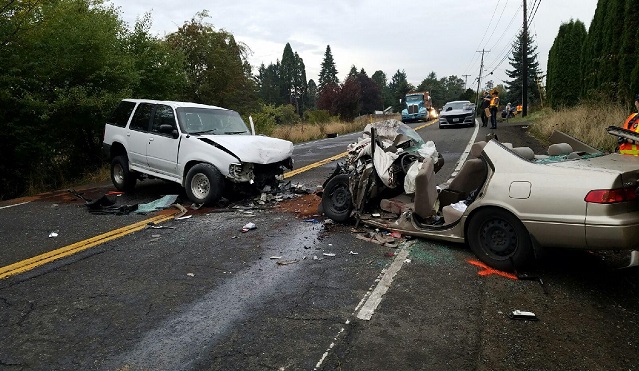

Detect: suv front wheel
[111, 155, 136, 192]
[185, 163, 225, 205]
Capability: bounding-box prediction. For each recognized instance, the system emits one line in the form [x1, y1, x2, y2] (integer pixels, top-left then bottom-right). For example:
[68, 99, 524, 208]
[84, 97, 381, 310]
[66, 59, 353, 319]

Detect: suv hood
[199, 134, 293, 164]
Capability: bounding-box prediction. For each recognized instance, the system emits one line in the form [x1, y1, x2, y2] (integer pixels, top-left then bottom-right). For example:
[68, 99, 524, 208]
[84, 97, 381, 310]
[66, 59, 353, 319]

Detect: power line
[463, 0, 503, 76]
[481, 0, 511, 51]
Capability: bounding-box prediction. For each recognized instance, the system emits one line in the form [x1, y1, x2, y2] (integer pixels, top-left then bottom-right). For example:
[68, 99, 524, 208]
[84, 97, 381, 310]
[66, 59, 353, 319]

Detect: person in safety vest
[618, 94, 639, 156]
[489, 90, 500, 129]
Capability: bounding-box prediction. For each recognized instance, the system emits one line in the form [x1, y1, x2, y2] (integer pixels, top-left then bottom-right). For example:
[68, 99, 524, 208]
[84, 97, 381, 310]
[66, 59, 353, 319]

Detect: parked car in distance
[103, 99, 294, 205]
[438, 100, 475, 128]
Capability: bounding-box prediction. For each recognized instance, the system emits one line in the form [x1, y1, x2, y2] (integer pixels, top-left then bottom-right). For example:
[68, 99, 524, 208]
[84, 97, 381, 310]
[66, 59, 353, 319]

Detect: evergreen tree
[619, 0, 639, 101]
[547, 20, 587, 108]
[318, 45, 338, 90]
[505, 30, 542, 106]
[596, 0, 626, 99]
[292, 52, 307, 114]
[257, 62, 281, 105]
[371, 70, 392, 109]
[279, 43, 296, 105]
[306, 79, 317, 110]
[348, 65, 358, 79]
[417, 72, 443, 107]
[581, 0, 609, 97]
[388, 70, 414, 112]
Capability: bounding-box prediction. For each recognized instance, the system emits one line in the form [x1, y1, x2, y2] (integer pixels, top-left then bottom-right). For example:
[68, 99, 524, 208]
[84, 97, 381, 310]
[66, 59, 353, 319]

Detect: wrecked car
[103, 99, 294, 205]
[322, 120, 639, 271]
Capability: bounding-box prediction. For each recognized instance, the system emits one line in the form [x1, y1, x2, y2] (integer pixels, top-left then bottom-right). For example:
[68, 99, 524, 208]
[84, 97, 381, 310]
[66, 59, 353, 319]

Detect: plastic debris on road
[186, 273, 195, 277]
[269, 256, 282, 259]
[241, 222, 257, 232]
[135, 195, 179, 214]
[48, 231, 59, 238]
[349, 251, 359, 255]
[323, 253, 336, 257]
[276, 260, 298, 266]
[508, 310, 539, 321]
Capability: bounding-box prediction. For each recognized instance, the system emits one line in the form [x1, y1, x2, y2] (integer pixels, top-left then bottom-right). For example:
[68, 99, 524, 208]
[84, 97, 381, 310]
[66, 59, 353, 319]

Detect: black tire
[467, 208, 534, 271]
[111, 155, 136, 192]
[321, 174, 353, 223]
[185, 163, 225, 205]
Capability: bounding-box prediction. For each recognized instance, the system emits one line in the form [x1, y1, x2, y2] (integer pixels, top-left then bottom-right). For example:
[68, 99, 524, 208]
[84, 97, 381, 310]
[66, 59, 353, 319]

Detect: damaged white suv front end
[103, 99, 294, 205]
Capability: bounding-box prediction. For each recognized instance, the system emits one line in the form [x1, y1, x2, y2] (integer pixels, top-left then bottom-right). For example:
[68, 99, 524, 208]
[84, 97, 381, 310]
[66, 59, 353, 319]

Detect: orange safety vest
[619, 113, 639, 155]
[490, 96, 500, 107]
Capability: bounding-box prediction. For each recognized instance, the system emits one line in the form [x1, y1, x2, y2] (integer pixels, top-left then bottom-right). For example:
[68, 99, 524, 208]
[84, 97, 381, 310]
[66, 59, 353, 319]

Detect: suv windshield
[176, 108, 250, 135]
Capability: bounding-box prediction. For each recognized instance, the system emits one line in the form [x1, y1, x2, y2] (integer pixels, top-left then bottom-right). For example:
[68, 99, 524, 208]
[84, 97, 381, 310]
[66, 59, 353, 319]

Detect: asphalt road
[0, 119, 638, 371]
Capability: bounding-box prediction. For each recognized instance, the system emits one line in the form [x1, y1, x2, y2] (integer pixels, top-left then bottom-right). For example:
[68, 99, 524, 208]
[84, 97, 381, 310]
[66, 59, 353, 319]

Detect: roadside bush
[249, 103, 301, 136]
[303, 110, 332, 124]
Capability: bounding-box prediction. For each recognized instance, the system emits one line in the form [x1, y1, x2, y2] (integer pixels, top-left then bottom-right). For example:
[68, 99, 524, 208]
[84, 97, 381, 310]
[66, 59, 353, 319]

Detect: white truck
[102, 99, 294, 205]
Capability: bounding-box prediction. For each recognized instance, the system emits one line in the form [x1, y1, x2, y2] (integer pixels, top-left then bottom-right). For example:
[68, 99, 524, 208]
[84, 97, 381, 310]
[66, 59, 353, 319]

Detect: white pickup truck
[102, 99, 294, 205]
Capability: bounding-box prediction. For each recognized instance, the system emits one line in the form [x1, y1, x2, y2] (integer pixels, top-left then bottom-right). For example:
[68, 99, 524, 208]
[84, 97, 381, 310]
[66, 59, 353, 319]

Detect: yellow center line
[0, 212, 176, 280]
[284, 152, 348, 178]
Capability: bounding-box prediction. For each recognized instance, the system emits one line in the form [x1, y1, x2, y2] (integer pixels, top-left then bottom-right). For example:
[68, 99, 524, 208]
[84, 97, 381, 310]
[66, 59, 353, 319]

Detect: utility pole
[475, 50, 489, 113]
[462, 74, 471, 90]
[522, 0, 528, 117]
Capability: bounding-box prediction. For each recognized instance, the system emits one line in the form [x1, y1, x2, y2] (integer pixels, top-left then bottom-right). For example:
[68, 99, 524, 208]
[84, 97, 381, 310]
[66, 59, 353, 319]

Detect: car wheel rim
[480, 219, 517, 258]
[191, 173, 210, 199]
[329, 184, 350, 212]
[113, 164, 124, 185]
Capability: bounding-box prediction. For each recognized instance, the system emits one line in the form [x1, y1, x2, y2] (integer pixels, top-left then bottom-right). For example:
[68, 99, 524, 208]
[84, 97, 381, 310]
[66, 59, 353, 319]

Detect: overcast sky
[108, 0, 599, 90]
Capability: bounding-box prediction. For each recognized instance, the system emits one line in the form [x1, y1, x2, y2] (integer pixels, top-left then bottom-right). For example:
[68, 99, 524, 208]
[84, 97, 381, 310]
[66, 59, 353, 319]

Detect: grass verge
[527, 104, 627, 152]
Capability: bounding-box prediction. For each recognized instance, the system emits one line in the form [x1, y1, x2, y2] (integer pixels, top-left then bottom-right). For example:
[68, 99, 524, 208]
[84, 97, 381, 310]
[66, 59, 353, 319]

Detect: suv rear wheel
[111, 155, 136, 192]
[185, 163, 224, 205]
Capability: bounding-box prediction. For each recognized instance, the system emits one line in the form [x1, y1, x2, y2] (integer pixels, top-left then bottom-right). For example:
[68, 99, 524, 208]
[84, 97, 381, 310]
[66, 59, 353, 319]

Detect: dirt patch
[276, 193, 322, 218]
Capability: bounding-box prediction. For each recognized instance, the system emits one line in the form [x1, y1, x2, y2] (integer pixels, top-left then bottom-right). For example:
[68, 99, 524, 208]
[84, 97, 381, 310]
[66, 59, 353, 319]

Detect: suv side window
[107, 101, 136, 127]
[129, 103, 154, 132]
[151, 104, 177, 136]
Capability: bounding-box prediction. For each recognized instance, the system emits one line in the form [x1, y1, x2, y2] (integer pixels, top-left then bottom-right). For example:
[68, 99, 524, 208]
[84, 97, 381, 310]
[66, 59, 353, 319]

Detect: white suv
[103, 99, 294, 205]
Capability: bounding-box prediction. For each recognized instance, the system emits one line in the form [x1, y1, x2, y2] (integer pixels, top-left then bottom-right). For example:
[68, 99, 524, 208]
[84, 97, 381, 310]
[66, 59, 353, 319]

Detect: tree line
[546, 0, 639, 109]
[0, 0, 474, 200]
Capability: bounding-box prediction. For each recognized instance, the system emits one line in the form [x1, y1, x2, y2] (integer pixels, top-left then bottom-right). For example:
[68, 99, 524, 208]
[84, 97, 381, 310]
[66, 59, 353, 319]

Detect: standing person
[480, 91, 491, 127]
[618, 94, 639, 156]
[489, 90, 500, 129]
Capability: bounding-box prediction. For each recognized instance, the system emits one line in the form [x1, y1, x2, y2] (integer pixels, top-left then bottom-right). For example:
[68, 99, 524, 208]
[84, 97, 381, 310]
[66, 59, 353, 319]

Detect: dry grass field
[528, 103, 628, 152]
[271, 113, 400, 143]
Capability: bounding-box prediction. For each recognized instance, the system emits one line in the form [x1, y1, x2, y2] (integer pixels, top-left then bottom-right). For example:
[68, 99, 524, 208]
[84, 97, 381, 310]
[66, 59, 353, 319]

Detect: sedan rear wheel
[468, 208, 534, 271]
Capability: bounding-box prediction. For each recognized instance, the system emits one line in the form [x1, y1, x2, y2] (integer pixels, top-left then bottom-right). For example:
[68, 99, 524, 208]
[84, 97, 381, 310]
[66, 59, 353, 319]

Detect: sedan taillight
[584, 187, 637, 204]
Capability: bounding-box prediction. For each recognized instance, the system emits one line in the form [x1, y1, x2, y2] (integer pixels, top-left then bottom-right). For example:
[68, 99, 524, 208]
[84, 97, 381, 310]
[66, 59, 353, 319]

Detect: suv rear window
[107, 101, 136, 127]
[129, 103, 154, 132]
